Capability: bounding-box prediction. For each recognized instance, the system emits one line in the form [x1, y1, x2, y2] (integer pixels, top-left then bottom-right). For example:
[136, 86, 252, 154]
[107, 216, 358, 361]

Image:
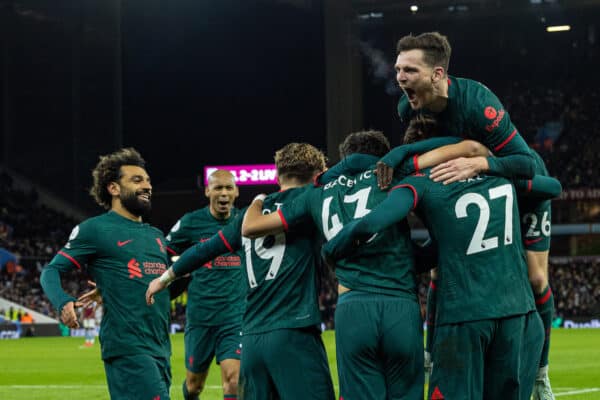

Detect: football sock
[182, 379, 199, 400]
[425, 280, 437, 353]
[535, 285, 554, 368]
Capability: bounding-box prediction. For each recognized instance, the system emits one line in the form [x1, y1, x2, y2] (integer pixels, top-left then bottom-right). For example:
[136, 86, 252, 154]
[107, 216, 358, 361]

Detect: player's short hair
[90, 148, 146, 209]
[403, 114, 440, 144]
[396, 32, 451, 72]
[338, 130, 390, 158]
[274, 143, 327, 182]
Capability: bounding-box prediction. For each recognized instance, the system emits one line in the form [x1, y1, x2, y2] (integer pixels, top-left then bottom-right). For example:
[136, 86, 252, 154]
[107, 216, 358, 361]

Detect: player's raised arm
[241, 195, 285, 238]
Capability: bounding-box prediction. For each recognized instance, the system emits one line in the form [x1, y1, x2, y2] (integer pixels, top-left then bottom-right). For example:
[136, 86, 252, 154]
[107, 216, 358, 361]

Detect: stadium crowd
[501, 82, 600, 188]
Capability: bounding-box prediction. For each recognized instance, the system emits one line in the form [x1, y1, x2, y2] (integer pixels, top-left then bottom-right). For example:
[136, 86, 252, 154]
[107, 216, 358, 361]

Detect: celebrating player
[378, 31, 536, 187]
[148, 143, 335, 400]
[165, 169, 243, 400]
[41, 148, 172, 400]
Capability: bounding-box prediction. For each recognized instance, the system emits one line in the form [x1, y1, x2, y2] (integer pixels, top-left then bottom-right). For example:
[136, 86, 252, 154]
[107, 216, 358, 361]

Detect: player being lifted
[165, 169, 243, 400]
[41, 148, 172, 400]
[323, 116, 562, 400]
[377, 31, 536, 189]
[147, 143, 335, 400]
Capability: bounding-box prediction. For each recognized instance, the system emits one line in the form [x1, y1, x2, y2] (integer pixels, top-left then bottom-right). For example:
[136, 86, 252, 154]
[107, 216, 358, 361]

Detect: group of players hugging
[41, 32, 559, 400]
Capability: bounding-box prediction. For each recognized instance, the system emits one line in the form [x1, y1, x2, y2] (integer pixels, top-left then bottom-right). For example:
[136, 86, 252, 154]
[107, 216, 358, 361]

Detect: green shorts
[521, 200, 551, 251]
[184, 321, 241, 373]
[104, 354, 171, 400]
[238, 326, 335, 400]
[335, 291, 423, 400]
[429, 311, 543, 400]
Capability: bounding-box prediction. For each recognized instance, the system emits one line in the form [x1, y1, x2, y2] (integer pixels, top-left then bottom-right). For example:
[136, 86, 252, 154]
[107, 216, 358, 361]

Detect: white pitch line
[555, 388, 600, 397]
[0, 384, 225, 390]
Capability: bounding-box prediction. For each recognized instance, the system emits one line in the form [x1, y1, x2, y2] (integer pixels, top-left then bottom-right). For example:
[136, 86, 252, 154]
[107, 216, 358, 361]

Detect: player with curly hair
[41, 148, 172, 400]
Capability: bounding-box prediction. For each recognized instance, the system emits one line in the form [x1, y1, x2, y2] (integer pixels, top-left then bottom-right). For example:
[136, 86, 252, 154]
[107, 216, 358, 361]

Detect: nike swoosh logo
[524, 237, 543, 246]
[117, 240, 133, 247]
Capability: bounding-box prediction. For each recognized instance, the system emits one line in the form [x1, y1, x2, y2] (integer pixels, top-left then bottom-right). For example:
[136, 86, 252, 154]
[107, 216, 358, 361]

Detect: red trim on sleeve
[166, 246, 178, 256]
[413, 154, 420, 174]
[218, 231, 234, 253]
[390, 184, 419, 210]
[493, 129, 517, 152]
[524, 237, 543, 246]
[429, 280, 436, 290]
[58, 251, 81, 269]
[277, 209, 289, 231]
[527, 179, 532, 193]
[536, 288, 552, 305]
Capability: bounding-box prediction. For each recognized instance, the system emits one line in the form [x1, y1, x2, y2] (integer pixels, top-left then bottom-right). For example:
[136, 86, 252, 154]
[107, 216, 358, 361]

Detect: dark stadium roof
[352, 0, 600, 19]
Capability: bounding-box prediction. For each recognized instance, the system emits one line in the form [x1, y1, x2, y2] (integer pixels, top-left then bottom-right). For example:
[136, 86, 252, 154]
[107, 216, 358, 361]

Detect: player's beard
[120, 188, 152, 218]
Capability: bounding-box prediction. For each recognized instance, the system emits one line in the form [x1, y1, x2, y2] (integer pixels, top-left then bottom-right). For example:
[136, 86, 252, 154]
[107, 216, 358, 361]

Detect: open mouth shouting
[401, 87, 419, 108]
[216, 198, 232, 211]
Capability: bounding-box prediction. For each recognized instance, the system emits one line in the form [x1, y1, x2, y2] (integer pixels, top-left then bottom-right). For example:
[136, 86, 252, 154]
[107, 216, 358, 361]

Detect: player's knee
[528, 272, 548, 294]
[222, 370, 239, 393]
[186, 373, 206, 394]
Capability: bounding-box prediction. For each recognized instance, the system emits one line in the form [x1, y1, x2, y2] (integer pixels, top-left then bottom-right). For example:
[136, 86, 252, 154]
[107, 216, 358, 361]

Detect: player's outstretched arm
[377, 136, 462, 188]
[322, 187, 415, 262]
[146, 268, 175, 305]
[515, 175, 562, 199]
[241, 195, 284, 238]
[146, 227, 238, 305]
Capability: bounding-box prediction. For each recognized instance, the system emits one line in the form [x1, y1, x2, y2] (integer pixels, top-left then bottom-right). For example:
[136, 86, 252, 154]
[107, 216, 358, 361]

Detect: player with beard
[41, 148, 172, 400]
[164, 170, 243, 400]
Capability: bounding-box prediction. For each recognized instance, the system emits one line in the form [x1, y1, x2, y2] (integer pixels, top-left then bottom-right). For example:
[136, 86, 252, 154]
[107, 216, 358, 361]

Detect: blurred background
[0, 0, 599, 335]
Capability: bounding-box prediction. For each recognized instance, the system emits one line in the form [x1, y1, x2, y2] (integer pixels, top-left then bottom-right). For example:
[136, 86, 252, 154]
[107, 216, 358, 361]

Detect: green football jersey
[280, 168, 417, 298]
[46, 211, 171, 360]
[398, 76, 530, 157]
[398, 170, 536, 325]
[518, 150, 552, 249]
[166, 207, 243, 326]
[230, 188, 323, 334]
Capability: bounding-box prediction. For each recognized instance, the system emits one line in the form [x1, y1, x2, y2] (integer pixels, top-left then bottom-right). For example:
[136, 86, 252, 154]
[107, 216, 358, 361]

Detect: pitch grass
[0, 329, 599, 399]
